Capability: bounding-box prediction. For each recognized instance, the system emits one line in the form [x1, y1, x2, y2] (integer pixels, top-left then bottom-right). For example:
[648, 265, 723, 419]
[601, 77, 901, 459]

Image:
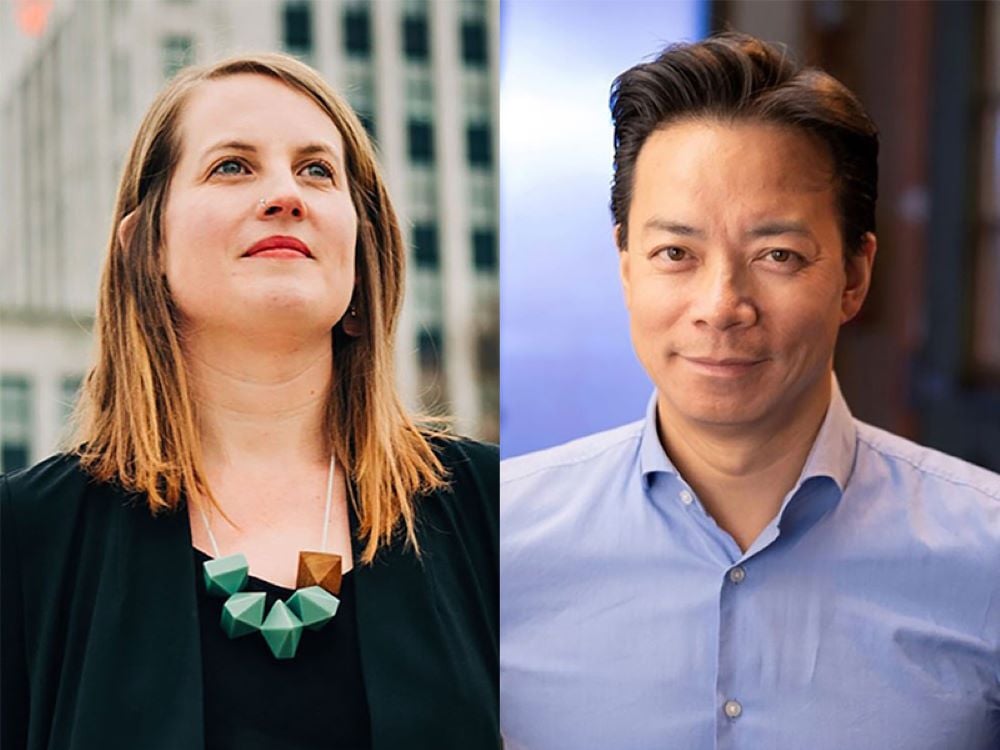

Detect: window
[418, 327, 442, 370]
[972, 2, 1000, 376]
[461, 19, 487, 67]
[60, 375, 83, 423]
[162, 35, 193, 79]
[358, 112, 377, 140]
[343, 5, 372, 58]
[466, 122, 492, 168]
[403, 13, 429, 61]
[472, 227, 496, 271]
[345, 70, 376, 141]
[0, 376, 32, 472]
[477, 329, 499, 373]
[408, 119, 435, 164]
[283, 1, 313, 57]
[412, 222, 439, 269]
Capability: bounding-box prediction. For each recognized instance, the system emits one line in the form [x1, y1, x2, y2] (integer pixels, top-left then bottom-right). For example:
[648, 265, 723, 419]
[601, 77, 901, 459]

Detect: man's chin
[657, 388, 771, 430]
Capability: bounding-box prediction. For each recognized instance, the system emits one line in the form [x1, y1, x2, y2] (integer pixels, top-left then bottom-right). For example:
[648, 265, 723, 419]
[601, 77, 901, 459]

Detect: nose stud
[258, 198, 268, 208]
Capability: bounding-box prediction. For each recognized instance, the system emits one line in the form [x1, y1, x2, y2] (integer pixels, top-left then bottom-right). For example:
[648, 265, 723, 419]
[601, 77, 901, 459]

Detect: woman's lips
[243, 235, 313, 258]
[245, 248, 310, 259]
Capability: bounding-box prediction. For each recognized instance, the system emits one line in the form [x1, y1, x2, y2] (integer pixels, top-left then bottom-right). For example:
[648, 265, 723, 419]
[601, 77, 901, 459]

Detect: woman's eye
[303, 161, 334, 180]
[212, 159, 247, 176]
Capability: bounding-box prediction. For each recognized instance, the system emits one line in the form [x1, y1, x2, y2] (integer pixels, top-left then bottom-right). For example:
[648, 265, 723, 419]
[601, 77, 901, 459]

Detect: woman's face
[161, 73, 358, 337]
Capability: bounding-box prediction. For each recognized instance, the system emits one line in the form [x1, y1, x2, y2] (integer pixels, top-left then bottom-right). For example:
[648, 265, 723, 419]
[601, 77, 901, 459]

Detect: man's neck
[656, 373, 832, 552]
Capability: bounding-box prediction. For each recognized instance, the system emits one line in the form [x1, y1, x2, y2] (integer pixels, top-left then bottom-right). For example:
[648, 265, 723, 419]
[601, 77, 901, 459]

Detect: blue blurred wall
[499, 0, 707, 458]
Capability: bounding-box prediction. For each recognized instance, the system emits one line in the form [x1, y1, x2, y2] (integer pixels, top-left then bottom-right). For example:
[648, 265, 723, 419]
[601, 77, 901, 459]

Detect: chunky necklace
[198, 455, 344, 659]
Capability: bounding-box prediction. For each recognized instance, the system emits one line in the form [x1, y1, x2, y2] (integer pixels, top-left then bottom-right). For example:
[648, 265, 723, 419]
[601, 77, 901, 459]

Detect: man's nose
[691, 264, 758, 331]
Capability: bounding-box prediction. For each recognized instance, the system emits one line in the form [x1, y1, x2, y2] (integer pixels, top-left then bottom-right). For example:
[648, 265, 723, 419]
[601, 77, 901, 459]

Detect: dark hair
[610, 32, 878, 256]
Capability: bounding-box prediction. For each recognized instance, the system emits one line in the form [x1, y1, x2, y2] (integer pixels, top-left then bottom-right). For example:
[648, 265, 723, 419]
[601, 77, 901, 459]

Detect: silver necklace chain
[196, 454, 337, 559]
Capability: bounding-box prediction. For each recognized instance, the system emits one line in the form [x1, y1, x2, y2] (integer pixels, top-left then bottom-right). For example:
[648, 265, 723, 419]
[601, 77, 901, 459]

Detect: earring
[342, 305, 364, 337]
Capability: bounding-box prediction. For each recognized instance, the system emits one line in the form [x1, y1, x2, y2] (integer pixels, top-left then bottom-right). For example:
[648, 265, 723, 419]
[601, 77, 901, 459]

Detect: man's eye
[212, 159, 247, 176]
[769, 249, 793, 262]
[662, 247, 687, 261]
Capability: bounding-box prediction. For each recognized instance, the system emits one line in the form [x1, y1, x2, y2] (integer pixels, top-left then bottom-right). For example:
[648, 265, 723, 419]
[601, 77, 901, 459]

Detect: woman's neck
[182, 328, 334, 468]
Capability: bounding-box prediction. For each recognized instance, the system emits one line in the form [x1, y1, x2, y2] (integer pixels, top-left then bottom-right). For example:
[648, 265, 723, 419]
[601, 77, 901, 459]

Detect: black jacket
[1, 438, 498, 749]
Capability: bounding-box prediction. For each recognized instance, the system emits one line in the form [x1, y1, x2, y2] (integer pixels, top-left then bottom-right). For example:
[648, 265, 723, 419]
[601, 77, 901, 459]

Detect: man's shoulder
[501, 420, 644, 488]
[854, 420, 1000, 502]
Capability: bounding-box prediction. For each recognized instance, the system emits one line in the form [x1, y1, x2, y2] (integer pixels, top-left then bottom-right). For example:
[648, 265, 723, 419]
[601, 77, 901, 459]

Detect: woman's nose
[258, 191, 306, 219]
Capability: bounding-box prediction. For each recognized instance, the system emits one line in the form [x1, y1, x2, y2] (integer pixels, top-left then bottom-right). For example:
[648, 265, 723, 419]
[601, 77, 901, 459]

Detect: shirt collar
[638, 374, 858, 494]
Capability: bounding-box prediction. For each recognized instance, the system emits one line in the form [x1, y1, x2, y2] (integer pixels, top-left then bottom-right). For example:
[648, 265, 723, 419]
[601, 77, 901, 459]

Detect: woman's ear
[117, 211, 137, 251]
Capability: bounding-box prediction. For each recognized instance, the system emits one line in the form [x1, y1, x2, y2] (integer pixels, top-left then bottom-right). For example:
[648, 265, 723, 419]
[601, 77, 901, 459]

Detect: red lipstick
[243, 235, 313, 258]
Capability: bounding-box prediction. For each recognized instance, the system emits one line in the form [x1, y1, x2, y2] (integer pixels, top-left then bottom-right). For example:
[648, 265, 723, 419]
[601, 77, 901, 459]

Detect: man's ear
[841, 232, 877, 324]
[616, 224, 632, 309]
[117, 211, 137, 252]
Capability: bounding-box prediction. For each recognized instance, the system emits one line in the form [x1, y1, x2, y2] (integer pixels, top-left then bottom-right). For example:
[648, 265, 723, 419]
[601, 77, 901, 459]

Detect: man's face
[619, 119, 874, 432]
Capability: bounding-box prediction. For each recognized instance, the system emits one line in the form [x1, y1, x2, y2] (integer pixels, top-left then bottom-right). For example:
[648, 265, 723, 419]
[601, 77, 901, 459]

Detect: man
[500, 33, 1000, 750]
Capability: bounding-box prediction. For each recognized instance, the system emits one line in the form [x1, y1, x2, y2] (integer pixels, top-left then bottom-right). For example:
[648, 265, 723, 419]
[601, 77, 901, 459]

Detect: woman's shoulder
[429, 435, 498, 505]
[0, 452, 128, 532]
[422, 434, 498, 529]
[432, 435, 499, 483]
[1, 452, 92, 511]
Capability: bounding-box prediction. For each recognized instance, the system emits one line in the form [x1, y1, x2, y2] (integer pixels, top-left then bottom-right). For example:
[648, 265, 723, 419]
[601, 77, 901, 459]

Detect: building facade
[0, 0, 499, 472]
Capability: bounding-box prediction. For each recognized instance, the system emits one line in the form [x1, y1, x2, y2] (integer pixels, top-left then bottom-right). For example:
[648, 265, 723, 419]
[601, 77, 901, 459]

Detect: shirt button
[679, 490, 694, 505]
[724, 699, 743, 719]
[728, 566, 746, 584]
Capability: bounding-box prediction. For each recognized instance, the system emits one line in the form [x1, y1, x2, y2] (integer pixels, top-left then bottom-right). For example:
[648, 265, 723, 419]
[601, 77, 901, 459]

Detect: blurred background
[500, 0, 1000, 472]
[0, 0, 499, 473]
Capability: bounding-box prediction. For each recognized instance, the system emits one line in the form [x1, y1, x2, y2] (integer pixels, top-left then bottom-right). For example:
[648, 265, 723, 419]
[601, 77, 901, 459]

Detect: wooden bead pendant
[296, 551, 343, 596]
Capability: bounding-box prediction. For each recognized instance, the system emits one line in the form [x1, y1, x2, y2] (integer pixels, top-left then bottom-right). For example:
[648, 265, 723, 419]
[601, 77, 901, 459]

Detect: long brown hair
[71, 53, 447, 563]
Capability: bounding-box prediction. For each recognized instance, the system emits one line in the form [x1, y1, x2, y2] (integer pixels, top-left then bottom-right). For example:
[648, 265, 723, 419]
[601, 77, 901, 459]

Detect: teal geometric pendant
[287, 586, 340, 631]
[261, 599, 304, 659]
[203, 553, 249, 597]
[221, 592, 266, 638]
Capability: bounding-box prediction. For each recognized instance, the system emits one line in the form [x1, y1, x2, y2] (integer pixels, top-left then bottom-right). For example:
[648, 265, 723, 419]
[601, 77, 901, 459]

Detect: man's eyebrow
[641, 218, 706, 238]
[745, 220, 815, 239]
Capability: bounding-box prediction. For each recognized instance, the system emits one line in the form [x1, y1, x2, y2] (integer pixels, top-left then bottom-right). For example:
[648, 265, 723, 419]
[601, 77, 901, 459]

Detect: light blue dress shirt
[500, 380, 1000, 749]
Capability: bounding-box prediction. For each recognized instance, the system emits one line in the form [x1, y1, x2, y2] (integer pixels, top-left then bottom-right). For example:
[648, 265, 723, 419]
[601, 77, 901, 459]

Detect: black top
[2, 438, 498, 750]
[193, 549, 371, 749]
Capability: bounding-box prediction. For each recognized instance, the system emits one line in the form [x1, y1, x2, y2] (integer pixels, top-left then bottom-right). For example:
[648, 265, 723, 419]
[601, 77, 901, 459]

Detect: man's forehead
[629, 121, 838, 224]
[635, 119, 836, 190]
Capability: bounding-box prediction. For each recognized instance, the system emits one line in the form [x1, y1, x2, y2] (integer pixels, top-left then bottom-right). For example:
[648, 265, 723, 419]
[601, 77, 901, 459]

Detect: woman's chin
[243, 283, 346, 319]
[182, 298, 342, 337]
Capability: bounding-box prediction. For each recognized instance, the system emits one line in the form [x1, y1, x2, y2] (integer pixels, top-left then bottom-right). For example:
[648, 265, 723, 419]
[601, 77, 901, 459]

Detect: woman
[1, 53, 497, 749]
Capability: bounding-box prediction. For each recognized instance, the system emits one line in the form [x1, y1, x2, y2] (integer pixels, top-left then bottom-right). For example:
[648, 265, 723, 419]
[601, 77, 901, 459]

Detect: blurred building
[0, 0, 499, 472]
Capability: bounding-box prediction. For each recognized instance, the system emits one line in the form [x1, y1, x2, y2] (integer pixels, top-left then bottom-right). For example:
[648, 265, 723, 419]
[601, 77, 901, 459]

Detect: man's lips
[683, 356, 766, 366]
[679, 355, 767, 376]
[243, 235, 313, 258]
